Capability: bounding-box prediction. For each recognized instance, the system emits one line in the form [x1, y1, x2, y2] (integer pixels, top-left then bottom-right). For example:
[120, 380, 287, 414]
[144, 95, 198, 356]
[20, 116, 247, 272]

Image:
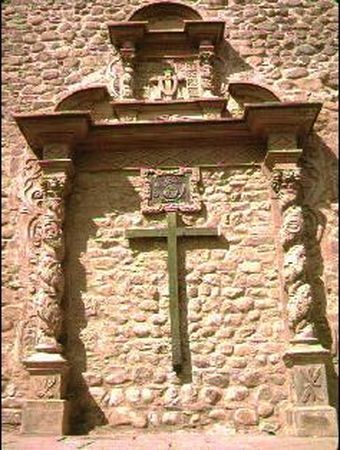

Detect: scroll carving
[273, 167, 315, 341]
[35, 169, 73, 352]
[19, 159, 45, 353]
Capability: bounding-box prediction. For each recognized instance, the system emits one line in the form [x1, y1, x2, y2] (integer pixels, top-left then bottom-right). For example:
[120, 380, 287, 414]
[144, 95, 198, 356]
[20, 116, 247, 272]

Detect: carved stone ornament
[32, 374, 60, 400]
[150, 67, 186, 101]
[140, 167, 201, 214]
[293, 366, 327, 405]
[35, 166, 73, 353]
[271, 168, 302, 207]
[273, 166, 316, 342]
[199, 41, 215, 98]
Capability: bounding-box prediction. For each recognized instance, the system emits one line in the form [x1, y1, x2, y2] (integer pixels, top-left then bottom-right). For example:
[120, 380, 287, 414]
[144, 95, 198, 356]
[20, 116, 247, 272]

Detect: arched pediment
[128, 2, 202, 30]
[228, 82, 281, 117]
[228, 82, 281, 104]
[55, 86, 112, 120]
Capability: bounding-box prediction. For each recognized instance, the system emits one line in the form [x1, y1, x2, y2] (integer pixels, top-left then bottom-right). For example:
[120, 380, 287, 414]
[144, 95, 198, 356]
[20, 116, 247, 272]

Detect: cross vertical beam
[126, 212, 218, 372]
[167, 212, 182, 371]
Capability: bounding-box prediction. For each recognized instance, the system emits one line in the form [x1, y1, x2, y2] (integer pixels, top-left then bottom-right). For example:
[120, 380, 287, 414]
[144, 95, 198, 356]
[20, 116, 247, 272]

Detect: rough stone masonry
[2, 0, 338, 437]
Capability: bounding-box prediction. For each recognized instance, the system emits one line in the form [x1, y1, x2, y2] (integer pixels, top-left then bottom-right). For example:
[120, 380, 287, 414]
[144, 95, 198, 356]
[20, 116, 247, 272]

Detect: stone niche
[13, 1, 337, 438]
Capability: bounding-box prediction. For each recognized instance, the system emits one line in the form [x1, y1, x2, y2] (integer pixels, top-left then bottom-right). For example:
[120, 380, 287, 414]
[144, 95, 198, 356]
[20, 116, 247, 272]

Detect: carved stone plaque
[140, 167, 201, 213]
[293, 365, 328, 406]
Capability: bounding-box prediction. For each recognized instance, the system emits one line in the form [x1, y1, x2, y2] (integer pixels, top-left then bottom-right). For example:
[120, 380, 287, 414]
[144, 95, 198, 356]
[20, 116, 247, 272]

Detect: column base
[287, 405, 338, 437]
[21, 399, 70, 435]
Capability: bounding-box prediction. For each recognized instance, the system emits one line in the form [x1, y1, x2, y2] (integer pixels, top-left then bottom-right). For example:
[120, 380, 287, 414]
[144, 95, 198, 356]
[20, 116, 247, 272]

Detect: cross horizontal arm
[176, 227, 219, 237]
[125, 229, 168, 239]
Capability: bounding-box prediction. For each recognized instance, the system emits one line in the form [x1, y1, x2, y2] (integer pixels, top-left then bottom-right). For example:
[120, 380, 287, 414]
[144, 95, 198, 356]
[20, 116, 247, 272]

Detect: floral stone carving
[35, 165, 73, 353]
[272, 167, 315, 341]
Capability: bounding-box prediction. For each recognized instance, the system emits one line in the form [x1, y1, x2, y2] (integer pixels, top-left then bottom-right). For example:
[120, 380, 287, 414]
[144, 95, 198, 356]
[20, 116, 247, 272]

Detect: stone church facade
[2, 0, 338, 437]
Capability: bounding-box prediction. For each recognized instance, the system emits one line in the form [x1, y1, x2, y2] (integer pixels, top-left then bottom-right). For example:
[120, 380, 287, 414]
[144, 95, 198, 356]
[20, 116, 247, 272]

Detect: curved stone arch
[128, 1, 204, 30]
[227, 82, 281, 117]
[228, 82, 281, 103]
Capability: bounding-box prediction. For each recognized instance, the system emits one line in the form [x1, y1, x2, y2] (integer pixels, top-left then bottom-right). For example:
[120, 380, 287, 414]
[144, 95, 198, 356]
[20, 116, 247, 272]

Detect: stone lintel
[13, 111, 91, 160]
[108, 21, 147, 47]
[14, 102, 322, 157]
[21, 400, 70, 435]
[244, 102, 322, 144]
[108, 20, 224, 50]
[184, 20, 225, 46]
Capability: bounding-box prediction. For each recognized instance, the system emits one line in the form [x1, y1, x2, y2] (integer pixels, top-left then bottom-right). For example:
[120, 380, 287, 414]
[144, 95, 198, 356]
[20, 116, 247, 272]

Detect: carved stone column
[199, 40, 215, 98]
[265, 133, 337, 437]
[22, 145, 74, 435]
[120, 41, 136, 99]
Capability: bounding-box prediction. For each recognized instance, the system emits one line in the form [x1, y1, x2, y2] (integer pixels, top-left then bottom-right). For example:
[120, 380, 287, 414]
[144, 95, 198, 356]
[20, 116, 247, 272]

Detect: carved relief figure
[150, 67, 186, 101]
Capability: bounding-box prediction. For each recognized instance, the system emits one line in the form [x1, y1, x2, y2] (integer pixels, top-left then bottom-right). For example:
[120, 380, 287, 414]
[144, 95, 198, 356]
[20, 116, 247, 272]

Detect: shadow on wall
[301, 132, 338, 414]
[61, 169, 141, 434]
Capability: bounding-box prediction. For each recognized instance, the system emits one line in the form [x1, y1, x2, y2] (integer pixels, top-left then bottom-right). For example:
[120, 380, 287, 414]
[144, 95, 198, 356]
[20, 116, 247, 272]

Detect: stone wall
[64, 148, 285, 433]
[2, 0, 338, 433]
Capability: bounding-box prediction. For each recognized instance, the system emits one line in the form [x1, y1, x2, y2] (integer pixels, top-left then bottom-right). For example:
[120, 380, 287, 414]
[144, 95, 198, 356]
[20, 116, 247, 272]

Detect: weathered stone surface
[105, 368, 130, 385]
[200, 387, 223, 405]
[258, 402, 275, 418]
[162, 412, 182, 426]
[225, 386, 249, 402]
[1, 0, 338, 438]
[234, 408, 259, 426]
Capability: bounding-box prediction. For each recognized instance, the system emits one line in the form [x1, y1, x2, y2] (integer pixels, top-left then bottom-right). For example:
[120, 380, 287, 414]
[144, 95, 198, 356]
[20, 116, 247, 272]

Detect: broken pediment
[53, 2, 285, 123]
[128, 2, 203, 31]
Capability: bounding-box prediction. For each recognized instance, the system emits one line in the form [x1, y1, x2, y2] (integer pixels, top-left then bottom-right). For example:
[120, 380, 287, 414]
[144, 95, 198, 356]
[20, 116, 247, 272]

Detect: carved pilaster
[266, 134, 338, 437]
[22, 154, 73, 435]
[34, 158, 73, 354]
[199, 40, 215, 98]
[120, 41, 136, 99]
[270, 166, 316, 342]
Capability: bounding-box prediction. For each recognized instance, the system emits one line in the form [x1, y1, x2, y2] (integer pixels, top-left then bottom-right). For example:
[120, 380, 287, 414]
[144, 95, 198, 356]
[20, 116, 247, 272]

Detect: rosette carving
[35, 169, 73, 352]
[273, 167, 316, 341]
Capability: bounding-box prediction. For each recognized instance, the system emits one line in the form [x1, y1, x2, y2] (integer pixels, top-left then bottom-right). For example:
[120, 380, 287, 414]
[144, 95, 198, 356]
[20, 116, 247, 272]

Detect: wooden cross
[126, 211, 219, 373]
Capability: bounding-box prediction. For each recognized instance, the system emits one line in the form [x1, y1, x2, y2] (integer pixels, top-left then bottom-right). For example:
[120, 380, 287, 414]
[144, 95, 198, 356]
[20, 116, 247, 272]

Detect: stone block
[288, 406, 338, 437]
[21, 400, 69, 435]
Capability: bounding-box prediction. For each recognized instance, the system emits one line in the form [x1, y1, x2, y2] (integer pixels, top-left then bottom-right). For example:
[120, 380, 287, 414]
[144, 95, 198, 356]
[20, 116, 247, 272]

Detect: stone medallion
[140, 167, 201, 214]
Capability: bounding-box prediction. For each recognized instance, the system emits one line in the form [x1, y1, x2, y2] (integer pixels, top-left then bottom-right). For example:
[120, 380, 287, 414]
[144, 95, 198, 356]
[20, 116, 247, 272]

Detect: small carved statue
[150, 68, 185, 100]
